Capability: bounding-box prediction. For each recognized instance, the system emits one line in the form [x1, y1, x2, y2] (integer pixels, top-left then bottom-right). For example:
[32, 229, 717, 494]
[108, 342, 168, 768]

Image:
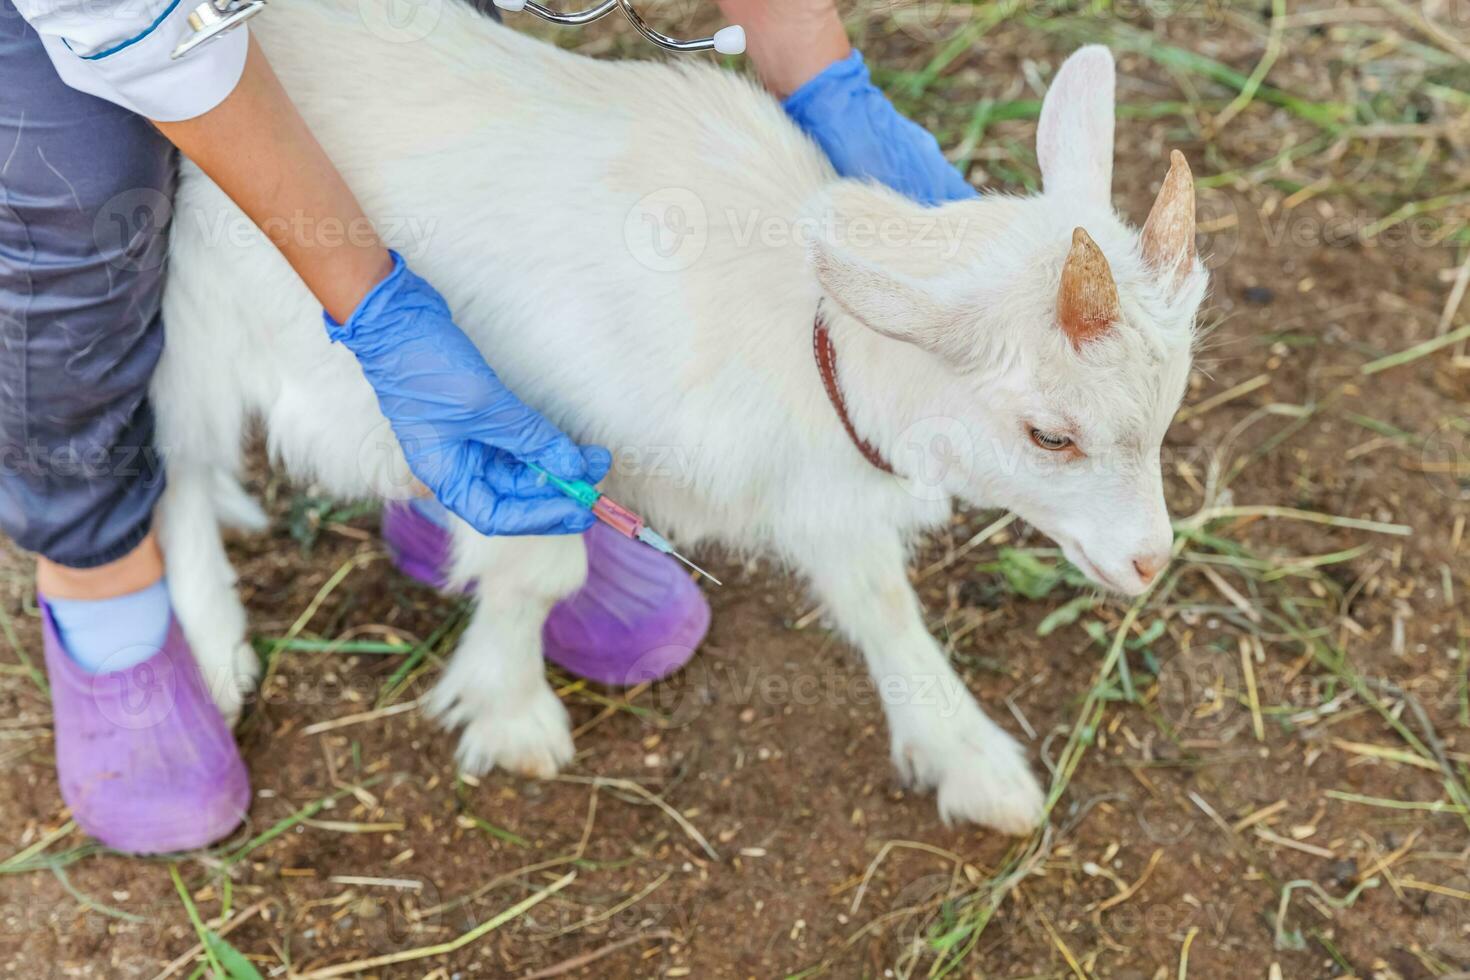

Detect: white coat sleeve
[12, 0, 249, 121]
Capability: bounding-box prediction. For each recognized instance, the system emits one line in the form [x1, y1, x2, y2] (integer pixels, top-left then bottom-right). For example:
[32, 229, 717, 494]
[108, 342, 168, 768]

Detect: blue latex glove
[326, 253, 610, 536]
[784, 50, 977, 206]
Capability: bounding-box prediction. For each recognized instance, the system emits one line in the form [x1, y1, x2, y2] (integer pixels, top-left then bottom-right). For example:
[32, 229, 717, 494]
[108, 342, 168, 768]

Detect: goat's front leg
[426, 524, 587, 778]
[802, 532, 1045, 833]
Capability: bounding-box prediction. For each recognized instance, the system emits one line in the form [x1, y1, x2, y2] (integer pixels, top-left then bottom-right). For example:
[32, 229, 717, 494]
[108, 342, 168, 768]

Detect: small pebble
[1326, 858, 1358, 888]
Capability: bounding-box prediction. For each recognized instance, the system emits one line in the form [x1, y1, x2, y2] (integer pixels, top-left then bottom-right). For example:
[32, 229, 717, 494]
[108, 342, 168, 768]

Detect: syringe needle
[636, 527, 723, 586]
[666, 548, 723, 587]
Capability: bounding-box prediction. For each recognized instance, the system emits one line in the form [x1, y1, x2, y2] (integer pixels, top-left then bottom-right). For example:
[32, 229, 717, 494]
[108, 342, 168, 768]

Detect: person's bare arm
[716, 0, 849, 97]
[153, 36, 390, 324]
[725, 0, 976, 206]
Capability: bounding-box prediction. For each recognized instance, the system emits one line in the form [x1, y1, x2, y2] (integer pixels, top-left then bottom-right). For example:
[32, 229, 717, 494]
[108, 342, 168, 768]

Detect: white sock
[46, 578, 172, 674]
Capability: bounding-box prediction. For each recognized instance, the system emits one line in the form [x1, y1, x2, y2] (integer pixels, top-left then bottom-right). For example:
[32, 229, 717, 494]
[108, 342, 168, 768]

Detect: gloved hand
[783, 49, 977, 206]
[326, 252, 610, 536]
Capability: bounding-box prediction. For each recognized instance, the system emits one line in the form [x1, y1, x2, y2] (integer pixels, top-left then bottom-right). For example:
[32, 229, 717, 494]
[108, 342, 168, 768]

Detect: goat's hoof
[933, 735, 1046, 835]
[444, 687, 575, 779]
[199, 640, 260, 727]
[892, 715, 1046, 835]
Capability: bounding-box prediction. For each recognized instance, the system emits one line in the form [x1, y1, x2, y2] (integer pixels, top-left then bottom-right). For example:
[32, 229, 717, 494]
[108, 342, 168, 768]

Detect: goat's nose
[1132, 552, 1168, 585]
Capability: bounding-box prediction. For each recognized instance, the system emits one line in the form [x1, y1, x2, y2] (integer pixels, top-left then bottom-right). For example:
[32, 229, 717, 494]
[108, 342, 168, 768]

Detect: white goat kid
[154, 0, 1206, 834]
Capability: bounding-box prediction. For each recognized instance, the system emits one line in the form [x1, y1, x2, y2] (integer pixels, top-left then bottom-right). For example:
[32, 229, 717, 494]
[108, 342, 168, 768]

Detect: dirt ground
[3, 0, 1469, 977]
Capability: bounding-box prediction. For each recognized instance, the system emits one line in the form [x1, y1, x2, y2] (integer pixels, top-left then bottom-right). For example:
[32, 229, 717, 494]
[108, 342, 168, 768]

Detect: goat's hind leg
[156, 465, 264, 724]
[428, 524, 588, 778]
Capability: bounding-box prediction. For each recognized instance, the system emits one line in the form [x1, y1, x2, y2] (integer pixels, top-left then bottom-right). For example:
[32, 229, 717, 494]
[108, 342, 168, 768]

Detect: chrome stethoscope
[172, 0, 744, 60]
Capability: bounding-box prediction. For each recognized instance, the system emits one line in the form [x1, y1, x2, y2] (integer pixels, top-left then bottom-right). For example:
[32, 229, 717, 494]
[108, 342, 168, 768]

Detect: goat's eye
[1029, 428, 1073, 452]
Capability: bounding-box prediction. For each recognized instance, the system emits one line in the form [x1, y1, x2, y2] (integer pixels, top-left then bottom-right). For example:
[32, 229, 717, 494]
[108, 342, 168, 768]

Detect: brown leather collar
[812, 311, 895, 475]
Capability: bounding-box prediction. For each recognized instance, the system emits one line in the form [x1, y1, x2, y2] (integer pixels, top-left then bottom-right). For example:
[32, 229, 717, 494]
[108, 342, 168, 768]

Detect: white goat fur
[155, 0, 1207, 833]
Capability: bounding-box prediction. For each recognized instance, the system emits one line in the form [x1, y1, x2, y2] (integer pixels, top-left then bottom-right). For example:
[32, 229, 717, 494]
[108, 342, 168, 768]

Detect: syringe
[528, 464, 722, 586]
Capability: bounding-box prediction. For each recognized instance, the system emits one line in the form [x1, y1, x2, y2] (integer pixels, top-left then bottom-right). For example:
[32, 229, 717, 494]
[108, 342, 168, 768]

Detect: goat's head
[808, 46, 1206, 596]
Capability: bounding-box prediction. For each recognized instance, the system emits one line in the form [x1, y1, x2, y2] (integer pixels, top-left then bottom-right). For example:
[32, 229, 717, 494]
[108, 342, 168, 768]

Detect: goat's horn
[1058, 227, 1120, 347]
[1141, 149, 1196, 291]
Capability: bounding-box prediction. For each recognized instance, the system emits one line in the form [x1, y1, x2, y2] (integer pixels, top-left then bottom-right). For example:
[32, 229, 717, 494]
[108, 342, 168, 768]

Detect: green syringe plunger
[526, 463, 721, 586]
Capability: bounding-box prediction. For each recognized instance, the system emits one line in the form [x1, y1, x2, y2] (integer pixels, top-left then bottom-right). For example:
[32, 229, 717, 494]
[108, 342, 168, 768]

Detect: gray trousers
[0, 0, 172, 568]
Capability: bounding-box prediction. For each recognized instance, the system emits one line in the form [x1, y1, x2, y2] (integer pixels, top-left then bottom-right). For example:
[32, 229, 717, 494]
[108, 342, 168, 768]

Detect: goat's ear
[810, 240, 967, 361]
[806, 182, 974, 360]
[1141, 150, 1197, 293]
[1036, 46, 1115, 206]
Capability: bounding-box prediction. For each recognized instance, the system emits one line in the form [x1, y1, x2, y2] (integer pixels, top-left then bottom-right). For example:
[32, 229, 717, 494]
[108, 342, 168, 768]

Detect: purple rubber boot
[382, 503, 710, 686]
[41, 601, 251, 854]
